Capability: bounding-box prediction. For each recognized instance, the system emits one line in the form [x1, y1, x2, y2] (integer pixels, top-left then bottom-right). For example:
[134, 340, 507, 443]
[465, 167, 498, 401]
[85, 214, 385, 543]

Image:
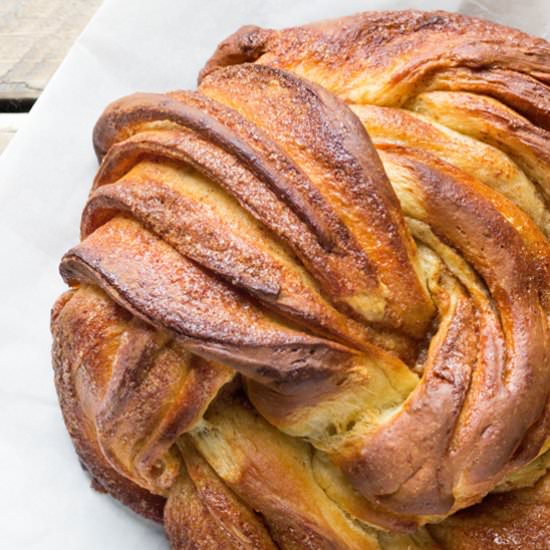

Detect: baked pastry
[51, 10, 550, 549]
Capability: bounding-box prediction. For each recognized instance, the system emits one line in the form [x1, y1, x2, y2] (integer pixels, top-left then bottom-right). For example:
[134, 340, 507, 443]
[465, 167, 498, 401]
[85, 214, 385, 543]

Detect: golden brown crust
[344, 145, 550, 516]
[51, 288, 166, 522]
[165, 471, 238, 549]
[428, 471, 550, 549]
[95, 325, 233, 493]
[407, 90, 550, 203]
[82, 170, 398, 355]
[92, 91, 336, 251]
[92, 73, 434, 337]
[201, 10, 550, 109]
[422, 67, 550, 131]
[60, 217, 355, 390]
[343, 290, 478, 515]
[51, 9, 550, 550]
[165, 440, 276, 550]
[198, 64, 434, 338]
[190, 392, 382, 549]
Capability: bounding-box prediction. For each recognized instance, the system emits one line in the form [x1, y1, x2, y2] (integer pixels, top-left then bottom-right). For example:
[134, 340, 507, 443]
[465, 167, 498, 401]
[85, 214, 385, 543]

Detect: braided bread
[51, 10, 550, 549]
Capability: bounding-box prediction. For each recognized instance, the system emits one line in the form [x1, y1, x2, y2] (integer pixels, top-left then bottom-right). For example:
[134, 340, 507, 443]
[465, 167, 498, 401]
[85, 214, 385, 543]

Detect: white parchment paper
[0, 1, 547, 547]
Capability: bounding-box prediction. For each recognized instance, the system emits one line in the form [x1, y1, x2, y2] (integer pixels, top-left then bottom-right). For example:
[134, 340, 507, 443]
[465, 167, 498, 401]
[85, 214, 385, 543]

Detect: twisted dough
[51, 10, 550, 549]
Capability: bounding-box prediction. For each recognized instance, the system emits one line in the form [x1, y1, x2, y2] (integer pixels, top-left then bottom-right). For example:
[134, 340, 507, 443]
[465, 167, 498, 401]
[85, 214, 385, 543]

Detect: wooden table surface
[0, 0, 102, 155]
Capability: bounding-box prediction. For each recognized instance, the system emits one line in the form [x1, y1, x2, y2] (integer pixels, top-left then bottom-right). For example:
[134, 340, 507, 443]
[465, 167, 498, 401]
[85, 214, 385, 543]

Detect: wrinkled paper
[0, 0, 547, 547]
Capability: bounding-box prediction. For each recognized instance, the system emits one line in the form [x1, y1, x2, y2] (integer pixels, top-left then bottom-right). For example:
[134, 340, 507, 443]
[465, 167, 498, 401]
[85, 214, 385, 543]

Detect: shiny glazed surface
[52, 10, 550, 549]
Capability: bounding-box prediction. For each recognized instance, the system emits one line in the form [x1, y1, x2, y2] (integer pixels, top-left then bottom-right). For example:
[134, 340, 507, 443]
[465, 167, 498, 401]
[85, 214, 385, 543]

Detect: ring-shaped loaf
[52, 10, 550, 549]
